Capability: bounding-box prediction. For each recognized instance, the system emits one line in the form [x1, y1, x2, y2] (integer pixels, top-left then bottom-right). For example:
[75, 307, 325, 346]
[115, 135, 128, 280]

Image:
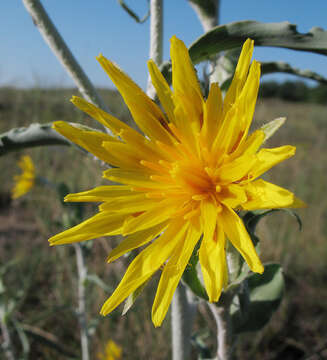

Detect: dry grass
[1, 89, 326, 359]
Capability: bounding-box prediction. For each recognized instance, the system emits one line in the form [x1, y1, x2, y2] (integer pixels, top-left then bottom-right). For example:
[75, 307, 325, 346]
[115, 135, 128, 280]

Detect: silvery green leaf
[231, 263, 284, 333]
[189, 21, 327, 65]
[0, 123, 70, 156]
[122, 281, 148, 315]
[261, 117, 286, 142]
[261, 61, 327, 84]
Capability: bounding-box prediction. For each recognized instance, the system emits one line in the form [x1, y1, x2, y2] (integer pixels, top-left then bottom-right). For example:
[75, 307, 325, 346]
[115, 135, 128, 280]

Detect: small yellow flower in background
[49, 37, 305, 327]
[12, 155, 35, 199]
[98, 340, 122, 360]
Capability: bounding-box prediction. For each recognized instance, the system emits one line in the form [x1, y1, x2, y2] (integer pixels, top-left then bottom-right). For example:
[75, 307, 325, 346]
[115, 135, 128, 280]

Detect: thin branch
[171, 284, 197, 360]
[188, 0, 220, 33]
[74, 244, 90, 360]
[0, 123, 70, 156]
[146, 0, 163, 98]
[22, 0, 108, 113]
[117, 0, 150, 23]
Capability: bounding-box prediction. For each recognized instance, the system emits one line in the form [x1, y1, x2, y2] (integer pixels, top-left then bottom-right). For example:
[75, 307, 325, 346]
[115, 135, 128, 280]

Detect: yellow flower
[49, 37, 305, 327]
[98, 340, 122, 360]
[12, 155, 35, 199]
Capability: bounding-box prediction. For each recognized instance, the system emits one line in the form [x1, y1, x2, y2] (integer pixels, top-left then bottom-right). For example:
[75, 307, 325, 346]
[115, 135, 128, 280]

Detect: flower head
[98, 340, 122, 360]
[49, 37, 305, 327]
[12, 155, 35, 199]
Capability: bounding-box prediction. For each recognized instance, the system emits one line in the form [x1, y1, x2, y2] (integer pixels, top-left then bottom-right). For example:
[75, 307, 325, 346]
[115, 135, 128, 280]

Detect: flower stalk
[74, 243, 90, 360]
[209, 302, 233, 360]
[147, 0, 163, 99]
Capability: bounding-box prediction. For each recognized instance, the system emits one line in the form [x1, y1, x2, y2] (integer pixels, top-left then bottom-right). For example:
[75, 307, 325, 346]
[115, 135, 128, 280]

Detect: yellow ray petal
[101, 219, 188, 316]
[152, 221, 201, 327]
[107, 221, 168, 263]
[103, 168, 170, 189]
[242, 179, 307, 210]
[70, 96, 131, 135]
[49, 212, 125, 246]
[147, 60, 175, 123]
[97, 55, 174, 145]
[249, 145, 296, 180]
[216, 154, 257, 183]
[211, 104, 239, 158]
[102, 141, 145, 170]
[170, 36, 204, 130]
[99, 194, 156, 213]
[230, 129, 265, 160]
[200, 224, 227, 302]
[220, 184, 247, 209]
[223, 39, 254, 115]
[53, 121, 116, 163]
[64, 185, 132, 202]
[219, 206, 263, 273]
[199, 201, 222, 301]
[122, 199, 177, 235]
[234, 60, 261, 145]
[201, 82, 223, 148]
[118, 128, 166, 162]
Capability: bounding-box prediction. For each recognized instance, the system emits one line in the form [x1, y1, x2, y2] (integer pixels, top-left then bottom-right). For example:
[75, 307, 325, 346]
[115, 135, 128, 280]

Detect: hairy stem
[74, 244, 90, 360]
[146, 0, 163, 98]
[208, 302, 233, 360]
[171, 284, 197, 360]
[189, 0, 221, 84]
[22, 0, 108, 113]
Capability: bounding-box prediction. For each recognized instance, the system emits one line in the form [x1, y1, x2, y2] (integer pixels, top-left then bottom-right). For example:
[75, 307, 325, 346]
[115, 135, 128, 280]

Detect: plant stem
[146, 0, 163, 99]
[0, 317, 15, 360]
[22, 0, 108, 113]
[188, 0, 221, 83]
[188, 0, 220, 32]
[74, 244, 90, 360]
[171, 284, 197, 360]
[208, 302, 233, 360]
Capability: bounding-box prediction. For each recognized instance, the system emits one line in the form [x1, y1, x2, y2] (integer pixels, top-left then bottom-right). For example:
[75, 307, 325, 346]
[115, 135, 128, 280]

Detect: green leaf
[189, 21, 327, 65]
[260, 117, 286, 142]
[122, 281, 148, 315]
[231, 263, 284, 333]
[182, 242, 208, 301]
[243, 209, 302, 235]
[12, 319, 30, 358]
[261, 61, 327, 84]
[220, 61, 327, 93]
[0, 123, 70, 156]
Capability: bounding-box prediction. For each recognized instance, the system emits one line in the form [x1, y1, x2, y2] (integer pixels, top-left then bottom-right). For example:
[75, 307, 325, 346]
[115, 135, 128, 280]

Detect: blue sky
[1, 1, 327, 89]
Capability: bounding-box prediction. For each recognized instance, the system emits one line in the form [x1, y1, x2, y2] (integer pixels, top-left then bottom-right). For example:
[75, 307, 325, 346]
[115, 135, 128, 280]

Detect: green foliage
[230, 264, 285, 334]
[182, 242, 208, 301]
[261, 61, 327, 84]
[189, 21, 327, 65]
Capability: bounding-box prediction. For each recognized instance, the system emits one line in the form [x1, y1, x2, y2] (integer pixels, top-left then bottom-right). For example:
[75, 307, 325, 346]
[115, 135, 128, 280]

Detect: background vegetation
[1, 83, 326, 359]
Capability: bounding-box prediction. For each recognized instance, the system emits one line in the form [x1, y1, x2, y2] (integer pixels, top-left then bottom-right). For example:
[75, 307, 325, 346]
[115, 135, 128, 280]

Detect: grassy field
[0, 87, 326, 359]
